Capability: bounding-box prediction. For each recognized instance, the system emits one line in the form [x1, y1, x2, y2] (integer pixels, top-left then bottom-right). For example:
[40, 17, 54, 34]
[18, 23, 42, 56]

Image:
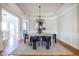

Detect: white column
[0, 5, 3, 52]
[19, 17, 23, 39]
[77, 5, 79, 49]
[18, 17, 21, 40]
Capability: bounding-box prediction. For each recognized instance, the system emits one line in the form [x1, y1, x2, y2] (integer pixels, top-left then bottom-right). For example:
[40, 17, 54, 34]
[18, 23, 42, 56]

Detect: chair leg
[30, 42, 32, 46]
[42, 41, 43, 46]
[30, 39, 32, 46]
[33, 41, 36, 50]
[38, 41, 40, 46]
[50, 41, 51, 46]
[55, 38, 56, 43]
[24, 38, 26, 43]
[24, 35, 26, 43]
[46, 41, 49, 49]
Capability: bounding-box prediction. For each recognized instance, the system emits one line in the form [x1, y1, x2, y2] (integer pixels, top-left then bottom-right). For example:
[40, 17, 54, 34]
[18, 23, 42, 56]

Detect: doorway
[9, 23, 15, 40]
[2, 9, 20, 51]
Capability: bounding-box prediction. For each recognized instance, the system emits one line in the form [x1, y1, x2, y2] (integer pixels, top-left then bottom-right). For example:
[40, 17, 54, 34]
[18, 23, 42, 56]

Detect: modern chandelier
[36, 6, 46, 34]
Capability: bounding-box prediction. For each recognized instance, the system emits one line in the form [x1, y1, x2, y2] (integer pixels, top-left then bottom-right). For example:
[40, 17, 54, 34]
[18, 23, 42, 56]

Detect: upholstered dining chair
[45, 36, 51, 49]
[30, 36, 40, 49]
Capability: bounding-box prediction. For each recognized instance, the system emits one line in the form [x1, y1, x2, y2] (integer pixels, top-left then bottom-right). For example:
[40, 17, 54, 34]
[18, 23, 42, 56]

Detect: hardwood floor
[57, 39, 79, 54]
[0, 38, 79, 56]
[0, 39, 23, 56]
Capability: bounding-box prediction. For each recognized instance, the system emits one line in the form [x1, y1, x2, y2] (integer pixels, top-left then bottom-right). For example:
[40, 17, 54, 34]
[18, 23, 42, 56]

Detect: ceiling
[16, 3, 75, 18]
[1, 3, 76, 19]
[17, 3, 63, 17]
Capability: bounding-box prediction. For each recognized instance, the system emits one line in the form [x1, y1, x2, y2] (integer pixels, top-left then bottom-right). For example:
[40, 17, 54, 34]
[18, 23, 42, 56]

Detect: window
[22, 19, 29, 34]
[2, 22, 8, 31]
[2, 8, 19, 40]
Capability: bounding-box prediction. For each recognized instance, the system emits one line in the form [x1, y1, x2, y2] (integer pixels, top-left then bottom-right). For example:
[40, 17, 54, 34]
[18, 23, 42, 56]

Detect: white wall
[57, 5, 79, 49]
[76, 5, 79, 48]
[0, 6, 3, 51]
[29, 16, 58, 34]
[45, 17, 58, 34]
[29, 19, 36, 34]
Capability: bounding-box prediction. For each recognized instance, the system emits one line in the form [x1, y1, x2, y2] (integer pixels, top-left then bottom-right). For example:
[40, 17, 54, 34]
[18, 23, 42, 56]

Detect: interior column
[0, 5, 3, 52]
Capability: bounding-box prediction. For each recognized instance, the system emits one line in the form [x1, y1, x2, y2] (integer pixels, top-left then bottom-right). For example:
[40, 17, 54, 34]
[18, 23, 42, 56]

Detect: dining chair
[45, 36, 51, 49]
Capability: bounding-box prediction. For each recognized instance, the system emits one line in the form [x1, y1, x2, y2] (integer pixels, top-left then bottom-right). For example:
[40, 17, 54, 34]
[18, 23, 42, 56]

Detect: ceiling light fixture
[36, 6, 46, 34]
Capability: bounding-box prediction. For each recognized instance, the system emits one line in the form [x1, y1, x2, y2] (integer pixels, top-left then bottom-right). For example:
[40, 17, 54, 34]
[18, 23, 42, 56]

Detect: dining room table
[28, 32, 54, 49]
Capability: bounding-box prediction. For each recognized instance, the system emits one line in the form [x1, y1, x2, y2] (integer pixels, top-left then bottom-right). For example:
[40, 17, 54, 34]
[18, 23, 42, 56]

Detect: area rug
[10, 43, 74, 56]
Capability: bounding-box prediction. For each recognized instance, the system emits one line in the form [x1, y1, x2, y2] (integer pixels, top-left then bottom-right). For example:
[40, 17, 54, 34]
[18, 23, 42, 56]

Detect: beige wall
[57, 4, 79, 49]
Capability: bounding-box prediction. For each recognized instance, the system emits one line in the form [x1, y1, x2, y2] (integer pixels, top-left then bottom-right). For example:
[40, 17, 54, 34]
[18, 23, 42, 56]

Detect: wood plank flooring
[0, 39, 79, 56]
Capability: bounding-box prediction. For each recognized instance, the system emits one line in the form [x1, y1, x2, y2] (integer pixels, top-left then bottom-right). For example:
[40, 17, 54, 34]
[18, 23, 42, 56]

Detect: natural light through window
[2, 22, 8, 31]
